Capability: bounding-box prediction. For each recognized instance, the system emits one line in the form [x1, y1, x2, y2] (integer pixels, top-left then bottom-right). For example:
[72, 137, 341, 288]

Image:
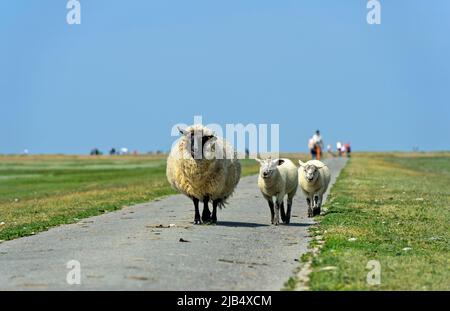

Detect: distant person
[340, 144, 346, 156]
[345, 142, 351, 157]
[312, 130, 324, 160]
[336, 141, 342, 157]
[327, 144, 334, 157]
[308, 137, 317, 159]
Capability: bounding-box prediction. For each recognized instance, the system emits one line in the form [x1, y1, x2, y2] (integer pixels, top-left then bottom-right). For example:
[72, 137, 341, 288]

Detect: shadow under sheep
[216, 221, 312, 228]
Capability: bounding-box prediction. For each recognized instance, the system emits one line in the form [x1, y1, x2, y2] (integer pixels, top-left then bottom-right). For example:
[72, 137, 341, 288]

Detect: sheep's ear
[178, 126, 189, 136]
[298, 160, 306, 167]
[271, 158, 281, 166]
[314, 162, 326, 169]
[254, 158, 263, 164]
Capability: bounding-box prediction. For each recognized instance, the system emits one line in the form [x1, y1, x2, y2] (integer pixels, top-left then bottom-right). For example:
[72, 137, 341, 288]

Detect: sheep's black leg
[285, 198, 292, 224]
[211, 200, 219, 224]
[193, 198, 201, 224]
[313, 195, 320, 216]
[280, 201, 286, 223]
[313, 195, 321, 216]
[306, 198, 313, 218]
[314, 207, 321, 216]
[202, 196, 211, 222]
[268, 200, 275, 224]
[314, 195, 319, 208]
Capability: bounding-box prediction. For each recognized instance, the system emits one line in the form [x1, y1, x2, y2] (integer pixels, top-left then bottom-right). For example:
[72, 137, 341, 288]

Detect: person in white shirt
[336, 141, 342, 157]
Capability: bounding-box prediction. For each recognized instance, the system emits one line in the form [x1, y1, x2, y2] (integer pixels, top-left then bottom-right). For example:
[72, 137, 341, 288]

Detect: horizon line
[1, 150, 449, 156]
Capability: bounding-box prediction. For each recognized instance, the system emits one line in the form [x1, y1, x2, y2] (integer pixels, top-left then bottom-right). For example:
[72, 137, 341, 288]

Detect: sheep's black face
[304, 165, 318, 182]
[178, 126, 216, 160]
[189, 132, 215, 160]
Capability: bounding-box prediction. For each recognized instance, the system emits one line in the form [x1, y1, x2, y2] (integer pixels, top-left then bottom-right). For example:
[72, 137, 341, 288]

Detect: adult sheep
[298, 160, 331, 217]
[166, 124, 241, 224]
[256, 157, 298, 225]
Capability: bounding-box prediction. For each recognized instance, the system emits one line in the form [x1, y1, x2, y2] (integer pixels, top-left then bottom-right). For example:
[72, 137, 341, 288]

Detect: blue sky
[1, 0, 449, 154]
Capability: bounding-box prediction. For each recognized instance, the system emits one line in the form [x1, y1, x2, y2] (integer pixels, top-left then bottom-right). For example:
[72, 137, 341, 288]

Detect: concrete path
[0, 158, 347, 290]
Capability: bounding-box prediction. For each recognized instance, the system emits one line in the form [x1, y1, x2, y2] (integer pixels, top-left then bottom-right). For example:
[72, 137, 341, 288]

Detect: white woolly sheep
[166, 124, 241, 224]
[298, 160, 331, 217]
[256, 157, 298, 225]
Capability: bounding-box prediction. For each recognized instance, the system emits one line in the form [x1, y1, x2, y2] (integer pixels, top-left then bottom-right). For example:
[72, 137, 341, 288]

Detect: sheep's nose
[263, 172, 268, 177]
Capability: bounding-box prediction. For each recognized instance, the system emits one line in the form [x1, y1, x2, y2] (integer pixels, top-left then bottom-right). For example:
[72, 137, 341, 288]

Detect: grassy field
[306, 152, 450, 290]
[0, 154, 260, 241]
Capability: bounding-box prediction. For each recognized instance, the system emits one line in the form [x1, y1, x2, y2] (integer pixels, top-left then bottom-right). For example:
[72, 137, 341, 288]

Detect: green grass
[307, 152, 450, 290]
[0, 155, 260, 241]
[284, 277, 297, 291]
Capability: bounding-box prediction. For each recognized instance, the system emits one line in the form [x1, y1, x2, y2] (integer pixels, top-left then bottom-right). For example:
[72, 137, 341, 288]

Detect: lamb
[298, 160, 331, 217]
[166, 124, 241, 224]
[256, 157, 298, 225]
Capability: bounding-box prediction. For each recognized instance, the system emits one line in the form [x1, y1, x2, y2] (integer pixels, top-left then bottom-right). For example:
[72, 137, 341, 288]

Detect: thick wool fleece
[166, 125, 241, 205]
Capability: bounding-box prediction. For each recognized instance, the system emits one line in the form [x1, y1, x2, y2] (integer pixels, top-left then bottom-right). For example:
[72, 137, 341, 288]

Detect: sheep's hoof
[313, 207, 321, 216]
[194, 219, 202, 225]
[284, 219, 290, 225]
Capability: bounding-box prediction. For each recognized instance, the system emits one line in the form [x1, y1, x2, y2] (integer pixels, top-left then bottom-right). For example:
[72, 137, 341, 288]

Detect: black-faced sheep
[166, 124, 241, 224]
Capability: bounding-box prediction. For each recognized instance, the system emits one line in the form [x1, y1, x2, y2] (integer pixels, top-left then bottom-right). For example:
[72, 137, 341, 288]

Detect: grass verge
[306, 152, 449, 290]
